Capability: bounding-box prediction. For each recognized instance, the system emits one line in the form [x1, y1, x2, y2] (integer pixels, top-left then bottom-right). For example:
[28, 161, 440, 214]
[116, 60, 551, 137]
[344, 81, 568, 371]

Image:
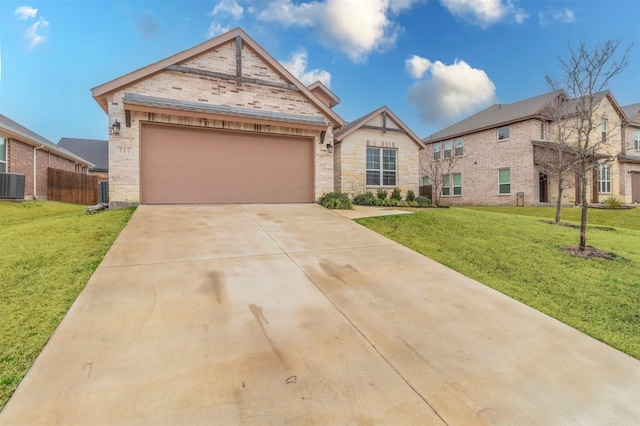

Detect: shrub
[376, 188, 388, 200]
[318, 192, 352, 210]
[415, 195, 431, 207]
[382, 198, 399, 207]
[353, 192, 379, 206]
[406, 190, 416, 203]
[602, 197, 622, 208]
[391, 187, 402, 201]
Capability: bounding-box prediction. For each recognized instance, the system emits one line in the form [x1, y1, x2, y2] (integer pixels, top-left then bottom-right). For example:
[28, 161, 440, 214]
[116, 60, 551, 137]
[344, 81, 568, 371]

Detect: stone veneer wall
[107, 39, 335, 207]
[336, 128, 420, 197]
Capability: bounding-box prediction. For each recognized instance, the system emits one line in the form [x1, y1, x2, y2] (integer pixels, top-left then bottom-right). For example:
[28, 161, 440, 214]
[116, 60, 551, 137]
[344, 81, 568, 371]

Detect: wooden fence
[47, 168, 99, 205]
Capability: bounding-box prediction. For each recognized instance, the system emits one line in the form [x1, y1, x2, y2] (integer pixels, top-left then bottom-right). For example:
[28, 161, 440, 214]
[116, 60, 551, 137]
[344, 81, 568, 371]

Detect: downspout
[33, 144, 44, 199]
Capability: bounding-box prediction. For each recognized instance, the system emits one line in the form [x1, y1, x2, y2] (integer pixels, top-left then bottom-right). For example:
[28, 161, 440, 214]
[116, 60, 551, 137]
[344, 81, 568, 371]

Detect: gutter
[33, 144, 43, 199]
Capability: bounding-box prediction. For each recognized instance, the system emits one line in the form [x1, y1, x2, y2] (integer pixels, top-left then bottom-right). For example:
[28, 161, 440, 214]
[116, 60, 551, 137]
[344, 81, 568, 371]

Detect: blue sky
[1, 0, 639, 143]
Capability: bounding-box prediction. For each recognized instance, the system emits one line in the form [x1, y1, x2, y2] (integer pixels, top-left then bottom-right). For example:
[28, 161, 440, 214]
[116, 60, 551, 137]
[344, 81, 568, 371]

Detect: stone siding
[107, 38, 335, 205]
[336, 128, 420, 197]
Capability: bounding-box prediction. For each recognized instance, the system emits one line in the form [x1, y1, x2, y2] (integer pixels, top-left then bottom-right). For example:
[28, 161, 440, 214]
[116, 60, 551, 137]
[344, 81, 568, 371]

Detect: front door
[539, 173, 548, 203]
[632, 172, 640, 203]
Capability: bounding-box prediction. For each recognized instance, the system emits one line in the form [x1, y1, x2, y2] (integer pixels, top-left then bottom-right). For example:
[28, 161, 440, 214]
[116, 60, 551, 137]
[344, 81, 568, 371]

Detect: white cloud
[14, 5, 38, 20]
[282, 50, 331, 87]
[209, 0, 244, 20]
[539, 8, 575, 27]
[26, 17, 49, 48]
[439, 0, 527, 28]
[206, 22, 231, 39]
[257, 0, 422, 62]
[406, 55, 432, 79]
[407, 56, 496, 126]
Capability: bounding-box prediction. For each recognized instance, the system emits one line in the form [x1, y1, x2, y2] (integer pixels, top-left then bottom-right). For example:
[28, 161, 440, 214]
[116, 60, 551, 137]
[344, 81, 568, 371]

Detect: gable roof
[58, 138, 108, 171]
[622, 103, 640, 125]
[307, 81, 340, 108]
[424, 90, 564, 143]
[92, 28, 345, 127]
[334, 106, 425, 149]
[0, 114, 93, 166]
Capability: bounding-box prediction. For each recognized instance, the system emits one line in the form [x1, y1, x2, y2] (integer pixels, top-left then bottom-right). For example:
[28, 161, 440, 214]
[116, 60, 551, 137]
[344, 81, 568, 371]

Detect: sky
[1, 0, 639, 144]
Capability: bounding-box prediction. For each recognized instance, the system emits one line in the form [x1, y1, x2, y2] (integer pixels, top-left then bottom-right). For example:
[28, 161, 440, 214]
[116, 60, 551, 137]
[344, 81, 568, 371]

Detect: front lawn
[356, 207, 640, 360]
[0, 202, 135, 410]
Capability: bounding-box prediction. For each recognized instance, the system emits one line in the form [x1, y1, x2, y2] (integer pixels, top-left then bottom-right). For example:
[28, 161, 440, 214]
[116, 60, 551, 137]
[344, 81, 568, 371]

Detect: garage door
[140, 124, 314, 204]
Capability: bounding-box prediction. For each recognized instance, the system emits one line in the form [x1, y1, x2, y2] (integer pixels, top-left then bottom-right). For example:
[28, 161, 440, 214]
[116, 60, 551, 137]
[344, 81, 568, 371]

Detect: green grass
[356, 208, 640, 360]
[463, 205, 640, 231]
[0, 201, 135, 410]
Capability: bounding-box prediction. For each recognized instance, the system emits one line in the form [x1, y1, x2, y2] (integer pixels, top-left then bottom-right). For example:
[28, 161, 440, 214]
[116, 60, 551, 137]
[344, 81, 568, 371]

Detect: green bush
[382, 199, 399, 207]
[406, 190, 416, 203]
[602, 197, 622, 208]
[353, 192, 379, 206]
[376, 188, 388, 200]
[391, 187, 402, 201]
[318, 192, 352, 210]
[415, 195, 431, 207]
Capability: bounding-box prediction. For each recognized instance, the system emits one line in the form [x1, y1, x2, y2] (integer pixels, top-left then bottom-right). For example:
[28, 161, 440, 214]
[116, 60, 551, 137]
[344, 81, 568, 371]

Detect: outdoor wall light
[111, 119, 121, 135]
[326, 143, 333, 153]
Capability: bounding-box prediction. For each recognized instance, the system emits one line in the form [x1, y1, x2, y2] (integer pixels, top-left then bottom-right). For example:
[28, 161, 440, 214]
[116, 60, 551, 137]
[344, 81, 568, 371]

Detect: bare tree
[550, 40, 630, 250]
[535, 91, 579, 222]
[420, 144, 459, 207]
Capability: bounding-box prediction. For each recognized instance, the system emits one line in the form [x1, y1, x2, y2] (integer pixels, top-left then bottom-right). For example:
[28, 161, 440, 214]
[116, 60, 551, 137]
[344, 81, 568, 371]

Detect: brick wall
[107, 38, 335, 206]
[7, 138, 80, 199]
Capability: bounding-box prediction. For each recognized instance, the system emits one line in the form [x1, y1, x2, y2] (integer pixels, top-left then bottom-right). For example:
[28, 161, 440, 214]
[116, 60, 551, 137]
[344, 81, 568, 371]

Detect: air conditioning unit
[98, 180, 109, 204]
[0, 173, 26, 199]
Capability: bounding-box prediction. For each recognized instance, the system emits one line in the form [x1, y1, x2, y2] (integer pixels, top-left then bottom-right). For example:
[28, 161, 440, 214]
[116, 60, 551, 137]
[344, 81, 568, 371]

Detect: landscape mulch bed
[562, 245, 616, 260]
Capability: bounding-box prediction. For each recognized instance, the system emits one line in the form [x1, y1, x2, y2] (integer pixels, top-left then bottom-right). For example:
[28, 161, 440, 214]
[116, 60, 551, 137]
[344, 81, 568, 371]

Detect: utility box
[98, 180, 109, 204]
[0, 173, 26, 199]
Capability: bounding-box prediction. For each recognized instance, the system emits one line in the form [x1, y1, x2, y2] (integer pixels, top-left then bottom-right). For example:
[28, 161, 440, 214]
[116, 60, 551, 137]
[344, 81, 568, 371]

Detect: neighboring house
[58, 138, 109, 179]
[334, 106, 424, 197]
[91, 28, 344, 207]
[620, 103, 640, 203]
[422, 90, 635, 206]
[0, 114, 93, 200]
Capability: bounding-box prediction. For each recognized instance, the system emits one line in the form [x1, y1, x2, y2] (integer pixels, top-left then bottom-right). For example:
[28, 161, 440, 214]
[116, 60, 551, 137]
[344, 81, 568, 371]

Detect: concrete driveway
[2, 204, 639, 425]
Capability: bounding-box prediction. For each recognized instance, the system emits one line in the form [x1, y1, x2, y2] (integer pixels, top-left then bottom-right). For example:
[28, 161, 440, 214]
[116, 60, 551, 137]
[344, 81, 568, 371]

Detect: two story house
[422, 90, 638, 206]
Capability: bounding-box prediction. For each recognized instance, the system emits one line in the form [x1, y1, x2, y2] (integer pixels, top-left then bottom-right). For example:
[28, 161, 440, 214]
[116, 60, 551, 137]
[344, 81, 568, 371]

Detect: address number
[118, 147, 131, 154]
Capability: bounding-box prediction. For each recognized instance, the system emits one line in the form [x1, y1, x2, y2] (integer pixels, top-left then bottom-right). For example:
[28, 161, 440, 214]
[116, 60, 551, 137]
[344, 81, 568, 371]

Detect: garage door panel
[141, 124, 314, 204]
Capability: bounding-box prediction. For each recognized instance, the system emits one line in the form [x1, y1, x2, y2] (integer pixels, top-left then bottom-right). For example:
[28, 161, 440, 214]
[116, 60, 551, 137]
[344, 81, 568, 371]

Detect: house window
[433, 143, 441, 160]
[499, 168, 511, 194]
[442, 174, 450, 196]
[422, 176, 429, 186]
[601, 119, 607, 142]
[443, 140, 452, 159]
[366, 147, 396, 186]
[598, 164, 611, 193]
[498, 126, 510, 140]
[454, 138, 464, 156]
[0, 138, 6, 173]
[540, 122, 546, 140]
[634, 130, 640, 150]
[452, 173, 462, 195]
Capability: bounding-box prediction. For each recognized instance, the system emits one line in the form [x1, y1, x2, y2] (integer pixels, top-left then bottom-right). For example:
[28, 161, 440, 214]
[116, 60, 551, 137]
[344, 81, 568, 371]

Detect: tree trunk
[555, 174, 563, 223]
[579, 163, 589, 251]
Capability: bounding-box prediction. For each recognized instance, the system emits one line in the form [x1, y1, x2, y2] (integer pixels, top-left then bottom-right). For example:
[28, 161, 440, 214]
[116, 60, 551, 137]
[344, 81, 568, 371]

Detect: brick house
[58, 138, 109, 179]
[0, 114, 93, 200]
[421, 90, 638, 206]
[619, 103, 640, 203]
[334, 106, 424, 197]
[91, 28, 345, 207]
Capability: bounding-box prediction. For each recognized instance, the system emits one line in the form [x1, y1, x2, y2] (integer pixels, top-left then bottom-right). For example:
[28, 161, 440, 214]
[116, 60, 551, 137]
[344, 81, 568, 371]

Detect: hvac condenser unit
[0, 173, 26, 199]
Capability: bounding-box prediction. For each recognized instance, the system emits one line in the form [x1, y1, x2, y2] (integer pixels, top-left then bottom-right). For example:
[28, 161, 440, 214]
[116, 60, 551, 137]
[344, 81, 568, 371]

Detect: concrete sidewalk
[2, 204, 639, 424]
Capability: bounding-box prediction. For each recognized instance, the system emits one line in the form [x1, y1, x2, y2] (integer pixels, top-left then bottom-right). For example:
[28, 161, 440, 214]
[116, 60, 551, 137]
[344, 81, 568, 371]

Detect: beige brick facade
[103, 35, 337, 206]
[424, 94, 636, 206]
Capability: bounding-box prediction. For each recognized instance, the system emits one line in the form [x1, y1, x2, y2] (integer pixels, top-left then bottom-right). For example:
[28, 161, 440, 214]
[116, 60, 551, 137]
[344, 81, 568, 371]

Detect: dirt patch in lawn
[541, 220, 616, 232]
[563, 245, 616, 260]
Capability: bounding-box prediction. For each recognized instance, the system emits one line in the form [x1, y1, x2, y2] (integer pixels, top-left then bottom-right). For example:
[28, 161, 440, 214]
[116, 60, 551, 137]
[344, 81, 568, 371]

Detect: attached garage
[140, 124, 314, 204]
[91, 28, 344, 208]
